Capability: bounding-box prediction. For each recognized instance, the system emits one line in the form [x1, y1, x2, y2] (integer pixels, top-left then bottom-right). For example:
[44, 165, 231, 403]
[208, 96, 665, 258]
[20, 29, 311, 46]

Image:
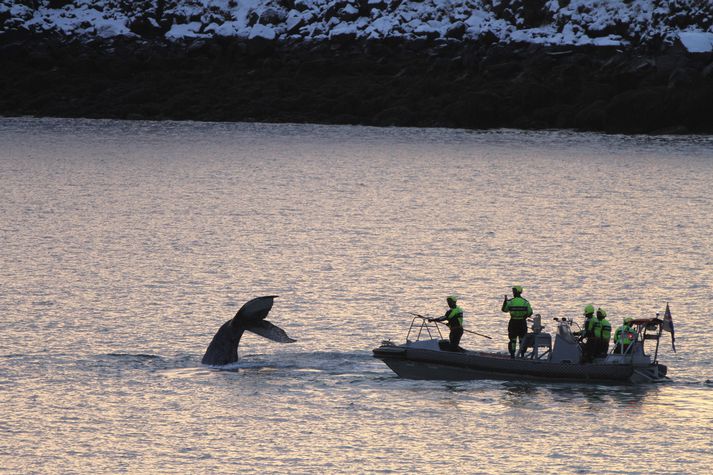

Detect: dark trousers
[583, 338, 598, 361]
[449, 326, 464, 351]
[508, 319, 527, 356]
[598, 339, 610, 356]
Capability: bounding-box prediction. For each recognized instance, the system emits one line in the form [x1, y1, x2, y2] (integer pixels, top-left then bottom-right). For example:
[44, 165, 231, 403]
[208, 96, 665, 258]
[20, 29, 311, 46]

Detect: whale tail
[201, 296, 296, 366]
[247, 320, 297, 343]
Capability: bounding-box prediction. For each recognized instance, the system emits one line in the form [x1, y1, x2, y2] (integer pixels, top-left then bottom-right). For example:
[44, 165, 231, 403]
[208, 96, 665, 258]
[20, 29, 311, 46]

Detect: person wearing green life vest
[501, 286, 533, 358]
[582, 308, 602, 362]
[429, 295, 464, 351]
[614, 317, 636, 354]
[580, 304, 598, 362]
[593, 308, 611, 357]
[581, 304, 596, 339]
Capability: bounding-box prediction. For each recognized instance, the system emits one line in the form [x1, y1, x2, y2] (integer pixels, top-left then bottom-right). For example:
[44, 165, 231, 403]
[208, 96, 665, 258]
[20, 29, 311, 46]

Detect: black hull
[373, 346, 667, 383]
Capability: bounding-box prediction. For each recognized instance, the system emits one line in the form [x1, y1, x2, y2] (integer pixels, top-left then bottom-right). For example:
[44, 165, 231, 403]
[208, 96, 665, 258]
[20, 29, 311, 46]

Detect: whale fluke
[248, 320, 297, 343]
[201, 296, 295, 366]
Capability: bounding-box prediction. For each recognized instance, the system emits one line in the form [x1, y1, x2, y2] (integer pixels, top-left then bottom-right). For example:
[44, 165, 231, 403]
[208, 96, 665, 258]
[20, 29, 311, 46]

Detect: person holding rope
[428, 295, 464, 351]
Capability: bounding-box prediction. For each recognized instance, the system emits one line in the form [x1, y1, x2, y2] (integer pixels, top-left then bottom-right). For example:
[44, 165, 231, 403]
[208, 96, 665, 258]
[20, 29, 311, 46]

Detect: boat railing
[608, 318, 664, 362]
[609, 329, 639, 356]
[406, 316, 444, 342]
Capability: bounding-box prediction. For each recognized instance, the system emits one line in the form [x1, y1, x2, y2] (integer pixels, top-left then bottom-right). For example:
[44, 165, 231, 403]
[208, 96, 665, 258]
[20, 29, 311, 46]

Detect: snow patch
[249, 23, 276, 41]
[166, 22, 206, 40]
[329, 22, 358, 40]
[0, 0, 711, 48]
[679, 31, 713, 53]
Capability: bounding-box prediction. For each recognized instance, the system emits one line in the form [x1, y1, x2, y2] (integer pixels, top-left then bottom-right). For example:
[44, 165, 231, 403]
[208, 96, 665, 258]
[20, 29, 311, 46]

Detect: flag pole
[653, 312, 662, 364]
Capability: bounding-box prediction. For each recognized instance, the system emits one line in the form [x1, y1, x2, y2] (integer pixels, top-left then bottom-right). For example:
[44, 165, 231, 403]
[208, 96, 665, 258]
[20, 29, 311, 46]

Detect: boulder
[249, 24, 276, 41]
[259, 7, 287, 26]
[445, 22, 466, 40]
[604, 88, 667, 133]
[338, 5, 360, 22]
[667, 67, 697, 89]
[128, 16, 165, 39]
[48, 0, 74, 8]
[573, 101, 607, 130]
[702, 61, 713, 78]
[285, 11, 306, 34]
[373, 105, 415, 126]
[444, 91, 502, 128]
[329, 24, 358, 42]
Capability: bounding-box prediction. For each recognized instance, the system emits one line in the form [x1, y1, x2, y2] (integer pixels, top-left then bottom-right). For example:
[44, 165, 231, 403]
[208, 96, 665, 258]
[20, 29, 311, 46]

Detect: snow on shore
[1, 0, 712, 51]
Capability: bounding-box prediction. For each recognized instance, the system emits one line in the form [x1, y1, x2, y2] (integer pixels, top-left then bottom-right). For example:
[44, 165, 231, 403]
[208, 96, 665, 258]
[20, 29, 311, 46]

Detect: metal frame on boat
[373, 315, 670, 384]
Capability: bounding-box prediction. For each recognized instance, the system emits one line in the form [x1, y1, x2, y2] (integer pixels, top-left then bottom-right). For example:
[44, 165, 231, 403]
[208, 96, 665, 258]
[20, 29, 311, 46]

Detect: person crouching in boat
[613, 317, 636, 354]
[593, 308, 611, 357]
[429, 296, 464, 351]
[501, 286, 533, 358]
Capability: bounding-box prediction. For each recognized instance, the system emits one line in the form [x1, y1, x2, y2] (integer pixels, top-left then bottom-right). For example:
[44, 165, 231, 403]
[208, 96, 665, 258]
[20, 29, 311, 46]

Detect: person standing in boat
[581, 304, 596, 338]
[501, 286, 533, 358]
[429, 295, 464, 351]
[593, 308, 611, 357]
[580, 304, 597, 361]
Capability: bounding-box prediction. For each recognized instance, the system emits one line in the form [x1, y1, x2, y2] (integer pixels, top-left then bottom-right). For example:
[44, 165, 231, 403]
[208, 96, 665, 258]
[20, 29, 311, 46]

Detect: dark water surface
[1, 118, 712, 473]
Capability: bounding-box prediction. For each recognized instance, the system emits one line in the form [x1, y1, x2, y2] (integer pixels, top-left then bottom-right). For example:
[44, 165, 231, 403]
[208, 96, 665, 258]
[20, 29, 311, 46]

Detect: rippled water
[1, 118, 712, 473]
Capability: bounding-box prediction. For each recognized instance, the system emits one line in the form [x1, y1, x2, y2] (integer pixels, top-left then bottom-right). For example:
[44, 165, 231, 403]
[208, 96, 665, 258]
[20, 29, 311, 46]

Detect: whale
[202, 296, 296, 366]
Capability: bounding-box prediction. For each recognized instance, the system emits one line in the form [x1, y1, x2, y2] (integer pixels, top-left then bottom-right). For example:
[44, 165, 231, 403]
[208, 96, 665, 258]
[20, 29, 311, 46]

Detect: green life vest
[504, 297, 532, 320]
[615, 324, 635, 345]
[447, 306, 463, 327]
[588, 317, 601, 335]
[599, 319, 611, 339]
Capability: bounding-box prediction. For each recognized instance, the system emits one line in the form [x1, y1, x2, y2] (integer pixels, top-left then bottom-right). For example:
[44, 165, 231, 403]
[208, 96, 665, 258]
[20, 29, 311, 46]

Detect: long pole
[408, 312, 493, 339]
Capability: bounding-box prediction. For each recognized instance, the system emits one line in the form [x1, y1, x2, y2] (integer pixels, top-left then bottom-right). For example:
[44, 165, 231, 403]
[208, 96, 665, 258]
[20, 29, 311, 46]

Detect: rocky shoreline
[1, 33, 712, 134]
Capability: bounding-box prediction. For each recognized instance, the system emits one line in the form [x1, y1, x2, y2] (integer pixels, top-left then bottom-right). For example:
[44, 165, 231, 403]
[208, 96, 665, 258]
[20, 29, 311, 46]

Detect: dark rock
[445, 22, 466, 40]
[374, 105, 414, 126]
[323, 1, 348, 20]
[47, 0, 74, 8]
[414, 29, 440, 40]
[605, 88, 667, 133]
[128, 16, 165, 38]
[259, 7, 287, 26]
[293, 0, 311, 12]
[0, 9, 10, 26]
[365, 0, 387, 10]
[574, 101, 607, 130]
[286, 14, 306, 34]
[444, 91, 502, 128]
[483, 61, 522, 79]
[337, 5, 360, 22]
[247, 11, 259, 27]
[703, 61, 713, 78]
[0, 41, 27, 61]
[671, 87, 713, 132]
[1, 35, 712, 134]
[518, 0, 550, 29]
[655, 51, 686, 74]
[650, 125, 689, 134]
[276, 0, 296, 10]
[668, 67, 697, 89]
[330, 28, 357, 42]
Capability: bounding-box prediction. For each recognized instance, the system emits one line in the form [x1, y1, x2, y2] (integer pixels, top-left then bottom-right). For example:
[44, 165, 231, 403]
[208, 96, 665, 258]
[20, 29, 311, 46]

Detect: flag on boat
[662, 302, 676, 353]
